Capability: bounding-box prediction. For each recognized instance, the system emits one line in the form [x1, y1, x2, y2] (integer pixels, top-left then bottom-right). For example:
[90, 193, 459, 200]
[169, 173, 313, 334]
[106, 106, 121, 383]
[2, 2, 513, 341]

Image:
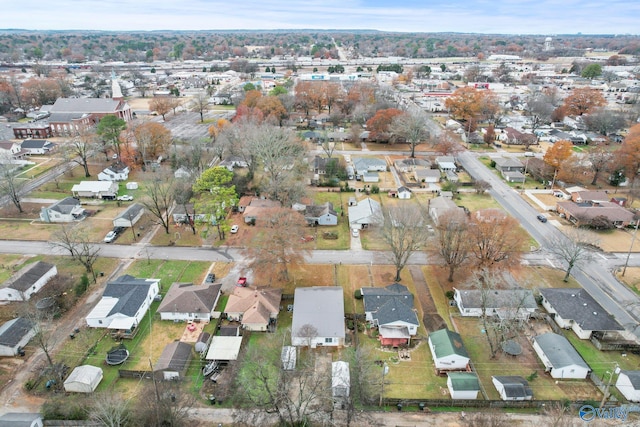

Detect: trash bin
[397, 403, 402, 411]
[208, 395, 216, 405]
[419, 402, 425, 411]
[100, 272, 105, 277]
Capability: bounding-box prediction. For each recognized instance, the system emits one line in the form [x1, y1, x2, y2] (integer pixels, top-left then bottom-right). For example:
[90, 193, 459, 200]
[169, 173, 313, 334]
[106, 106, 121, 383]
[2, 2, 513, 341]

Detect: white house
[0, 317, 35, 357]
[98, 163, 129, 181]
[492, 376, 533, 401]
[20, 139, 55, 155]
[113, 203, 144, 228]
[348, 197, 382, 230]
[86, 275, 159, 337]
[0, 261, 57, 302]
[332, 361, 350, 399]
[414, 168, 441, 184]
[539, 288, 623, 339]
[453, 288, 537, 320]
[71, 181, 118, 199]
[40, 197, 86, 223]
[428, 328, 470, 372]
[616, 370, 640, 402]
[447, 372, 481, 399]
[292, 287, 345, 348]
[304, 202, 338, 226]
[532, 333, 590, 379]
[352, 157, 386, 179]
[361, 283, 419, 347]
[435, 156, 456, 171]
[157, 282, 221, 322]
[397, 186, 412, 200]
[63, 365, 103, 393]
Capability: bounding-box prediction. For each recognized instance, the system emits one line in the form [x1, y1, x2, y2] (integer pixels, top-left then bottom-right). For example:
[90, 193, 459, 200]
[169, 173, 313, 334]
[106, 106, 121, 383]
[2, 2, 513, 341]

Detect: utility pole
[623, 217, 639, 277]
[379, 362, 388, 407]
[599, 363, 619, 410]
[149, 358, 161, 426]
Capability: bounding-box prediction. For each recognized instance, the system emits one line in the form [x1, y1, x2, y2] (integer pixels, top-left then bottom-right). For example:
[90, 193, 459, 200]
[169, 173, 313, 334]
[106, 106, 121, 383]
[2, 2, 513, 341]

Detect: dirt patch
[126, 98, 151, 110]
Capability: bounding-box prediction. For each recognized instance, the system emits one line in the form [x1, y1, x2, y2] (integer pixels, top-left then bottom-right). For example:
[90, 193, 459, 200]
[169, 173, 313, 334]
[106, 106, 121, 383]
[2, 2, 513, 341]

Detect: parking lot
[156, 110, 233, 142]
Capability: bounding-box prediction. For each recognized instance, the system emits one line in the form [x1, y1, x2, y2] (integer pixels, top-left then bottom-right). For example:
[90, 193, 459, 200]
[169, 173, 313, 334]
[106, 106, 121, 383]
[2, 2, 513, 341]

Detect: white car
[351, 228, 360, 237]
[117, 195, 134, 201]
[230, 225, 239, 234]
[103, 231, 117, 243]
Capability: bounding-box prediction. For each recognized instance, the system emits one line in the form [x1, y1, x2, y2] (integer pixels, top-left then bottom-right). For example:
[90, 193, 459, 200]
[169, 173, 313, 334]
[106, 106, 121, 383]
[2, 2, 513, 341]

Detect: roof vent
[583, 303, 587, 306]
[593, 312, 597, 315]
[571, 294, 575, 297]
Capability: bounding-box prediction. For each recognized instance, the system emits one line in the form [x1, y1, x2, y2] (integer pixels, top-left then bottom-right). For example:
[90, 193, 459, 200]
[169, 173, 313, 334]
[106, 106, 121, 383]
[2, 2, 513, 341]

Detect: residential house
[428, 196, 461, 225]
[63, 365, 103, 393]
[225, 286, 282, 332]
[0, 261, 57, 302]
[219, 156, 248, 171]
[242, 198, 281, 224]
[444, 170, 459, 183]
[20, 139, 55, 155]
[71, 181, 118, 199]
[493, 157, 525, 173]
[0, 412, 43, 427]
[311, 156, 337, 175]
[394, 157, 430, 173]
[539, 288, 623, 339]
[453, 288, 537, 320]
[40, 197, 86, 223]
[362, 171, 379, 183]
[428, 328, 470, 372]
[172, 203, 207, 224]
[570, 190, 610, 203]
[352, 157, 386, 179]
[0, 318, 35, 357]
[304, 202, 338, 226]
[396, 186, 412, 199]
[98, 162, 130, 181]
[113, 203, 145, 228]
[86, 275, 159, 338]
[503, 170, 526, 183]
[532, 333, 590, 379]
[447, 372, 481, 399]
[361, 283, 419, 347]
[435, 156, 456, 171]
[414, 168, 441, 185]
[292, 287, 345, 348]
[616, 370, 640, 402]
[157, 282, 222, 322]
[154, 341, 192, 380]
[556, 200, 635, 228]
[492, 376, 533, 401]
[0, 140, 28, 161]
[348, 197, 382, 230]
[500, 127, 536, 146]
[237, 195, 254, 213]
[332, 361, 350, 400]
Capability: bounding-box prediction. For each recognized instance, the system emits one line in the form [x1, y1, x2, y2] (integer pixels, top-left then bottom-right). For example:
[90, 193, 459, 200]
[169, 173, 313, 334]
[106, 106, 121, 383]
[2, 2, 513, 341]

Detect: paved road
[457, 151, 640, 334]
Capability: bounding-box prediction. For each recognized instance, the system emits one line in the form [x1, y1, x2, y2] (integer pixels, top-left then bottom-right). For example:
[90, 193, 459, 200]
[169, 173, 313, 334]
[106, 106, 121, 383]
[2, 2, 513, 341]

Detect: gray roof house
[414, 168, 441, 184]
[361, 284, 419, 345]
[85, 275, 159, 336]
[453, 288, 537, 320]
[394, 157, 430, 173]
[493, 157, 525, 173]
[157, 282, 222, 322]
[304, 202, 338, 226]
[113, 203, 144, 228]
[428, 196, 460, 225]
[154, 341, 193, 380]
[348, 197, 382, 229]
[352, 157, 387, 177]
[0, 318, 35, 357]
[0, 412, 43, 427]
[539, 288, 623, 340]
[20, 139, 55, 155]
[292, 287, 345, 348]
[435, 156, 456, 171]
[492, 376, 533, 401]
[0, 261, 57, 302]
[532, 333, 590, 379]
[40, 197, 86, 223]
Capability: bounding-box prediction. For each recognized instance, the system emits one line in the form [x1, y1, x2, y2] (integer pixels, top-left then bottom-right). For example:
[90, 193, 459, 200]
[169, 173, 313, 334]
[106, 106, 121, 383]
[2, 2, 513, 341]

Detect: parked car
[351, 228, 360, 237]
[536, 214, 548, 223]
[117, 195, 134, 201]
[237, 277, 247, 287]
[205, 273, 216, 283]
[230, 225, 239, 233]
[113, 226, 125, 235]
[103, 231, 117, 243]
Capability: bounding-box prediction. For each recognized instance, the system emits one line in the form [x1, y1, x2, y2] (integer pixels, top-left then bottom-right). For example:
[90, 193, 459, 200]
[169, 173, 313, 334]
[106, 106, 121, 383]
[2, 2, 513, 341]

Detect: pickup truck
[237, 277, 247, 287]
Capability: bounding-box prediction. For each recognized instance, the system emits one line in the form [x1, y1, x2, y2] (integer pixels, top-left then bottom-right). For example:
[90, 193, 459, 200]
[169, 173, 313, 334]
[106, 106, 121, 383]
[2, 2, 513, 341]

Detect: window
[325, 338, 333, 344]
[98, 320, 103, 324]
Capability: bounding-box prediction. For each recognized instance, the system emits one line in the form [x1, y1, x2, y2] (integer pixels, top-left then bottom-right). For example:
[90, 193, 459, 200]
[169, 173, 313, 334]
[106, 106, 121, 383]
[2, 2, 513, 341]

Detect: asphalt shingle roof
[102, 275, 157, 318]
[539, 288, 623, 332]
[0, 317, 33, 348]
[533, 333, 589, 370]
[4, 261, 55, 292]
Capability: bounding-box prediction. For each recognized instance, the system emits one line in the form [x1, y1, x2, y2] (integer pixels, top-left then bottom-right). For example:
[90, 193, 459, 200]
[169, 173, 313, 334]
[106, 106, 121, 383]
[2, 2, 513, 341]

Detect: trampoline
[106, 345, 130, 365]
[502, 339, 523, 356]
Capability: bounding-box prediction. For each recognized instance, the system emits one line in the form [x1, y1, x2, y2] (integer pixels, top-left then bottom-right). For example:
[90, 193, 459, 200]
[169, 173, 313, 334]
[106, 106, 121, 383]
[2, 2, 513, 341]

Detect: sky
[1, 0, 638, 34]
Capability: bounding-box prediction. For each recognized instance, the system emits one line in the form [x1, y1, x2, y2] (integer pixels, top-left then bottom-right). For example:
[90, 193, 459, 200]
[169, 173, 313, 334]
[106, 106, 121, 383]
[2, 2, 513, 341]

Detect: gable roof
[102, 275, 158, 318]
[51, 97, 122, 114]
[557, 201, 635, 223]
[493, 376, 533, 398]
[448, 372, 480, 391]
[348, 197, 382, 225]
[47, 197, 81, 214]
[362, 283, 418, 326]
[539, 288, 623, 332]
[455, 289, 537, 310]
[114, 203, 144, 221]
[305, 202, 337, 219]
[154, 341, 192, 372]
[71, 181, 117, 193]
[493, 157, 524, 169]
[225, 286, 282, 325]
[0, 317, 33, 348]
[533, 333, 589, 370]
[620, 370, 640, 389]
[292, 287, 344, 340]
[21, 139, 54, 149]
[429, 328, 469, 359]
[3, 261, 55, 292]
[103, 161, 129, 174]
[157, 282, 221, 314]
[352, 157, 386, 171]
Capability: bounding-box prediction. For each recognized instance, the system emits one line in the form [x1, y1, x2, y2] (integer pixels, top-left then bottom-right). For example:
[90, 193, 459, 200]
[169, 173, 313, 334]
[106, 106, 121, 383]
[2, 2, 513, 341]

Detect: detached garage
[64, 365, 103, 393]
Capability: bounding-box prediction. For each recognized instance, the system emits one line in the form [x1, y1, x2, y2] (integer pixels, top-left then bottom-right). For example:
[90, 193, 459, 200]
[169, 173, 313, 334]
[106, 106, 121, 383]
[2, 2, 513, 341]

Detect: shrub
[354, 289, 363, 299]
[74, 274, 90, 297]
[445, 290, 455, 299]
[371, 185, 380, 194]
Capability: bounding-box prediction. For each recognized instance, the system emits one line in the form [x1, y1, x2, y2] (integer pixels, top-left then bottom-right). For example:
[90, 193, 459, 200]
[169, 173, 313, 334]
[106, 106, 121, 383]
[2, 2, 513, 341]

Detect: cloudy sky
[1, 0, 637, 34]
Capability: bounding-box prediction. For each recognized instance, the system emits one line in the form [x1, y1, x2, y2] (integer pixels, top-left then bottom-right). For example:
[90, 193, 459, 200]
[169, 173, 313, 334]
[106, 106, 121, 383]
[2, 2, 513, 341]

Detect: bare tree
[468, 209, 524, 271]
[190, 92, 209, 123]
[141, 174, 175, 234]
[50, 224, 101, 282]
[547, 227, 598, 282]
[0, 155, 27, 213]
[381, 206, 431, 282]
[65, 129, 97, 178]
[89, 392, 131, 427]
[19, 303, 58, 368]
[584, 107, 627, 136]
[436, 209, 470, 282]
[586, 143, 614, 186]
[173, 179, 196, 235]
[472, 179, 491, 194]
[132, 380, 195, 427]
[390, 110, 431, 158]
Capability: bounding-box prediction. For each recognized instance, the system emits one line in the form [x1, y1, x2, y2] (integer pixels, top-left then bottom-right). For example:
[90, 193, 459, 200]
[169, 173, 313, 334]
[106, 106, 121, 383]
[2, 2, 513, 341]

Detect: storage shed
[63, 365, 103, 393]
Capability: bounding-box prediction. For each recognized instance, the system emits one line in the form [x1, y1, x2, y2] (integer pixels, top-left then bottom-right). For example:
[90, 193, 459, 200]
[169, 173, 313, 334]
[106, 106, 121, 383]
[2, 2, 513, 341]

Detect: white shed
[532, 333, 590, 379]
[447, 372, 480, 399]
[331, 361, 350, 398]
[616, 370, 640, 402]
[126, 182, 139, 190]
[64, 365, 103, 393]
